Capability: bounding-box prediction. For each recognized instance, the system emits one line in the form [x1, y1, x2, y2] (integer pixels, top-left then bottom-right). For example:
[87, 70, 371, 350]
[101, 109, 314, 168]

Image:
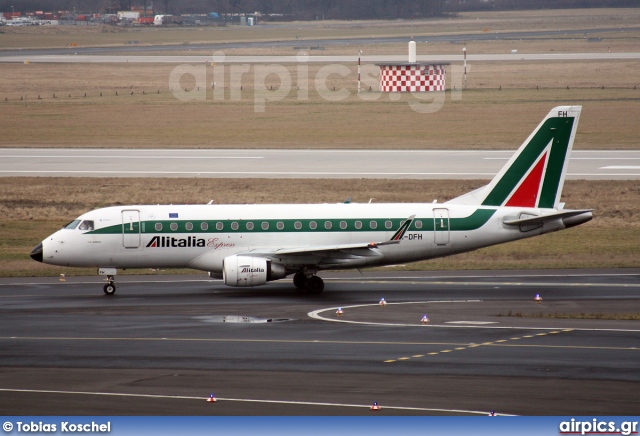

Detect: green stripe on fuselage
[87, 209, 496, 236]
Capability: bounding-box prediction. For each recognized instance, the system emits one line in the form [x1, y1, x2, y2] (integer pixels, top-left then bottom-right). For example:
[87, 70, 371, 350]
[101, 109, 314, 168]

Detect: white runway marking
[601, 166, 640, 169]
[446, 321, 498, 325]
[0, 155, 263, 159]
[487, 158, 640, 161]
[0, 170, 498, 176]
[0, 388, 507, 415]
[308, 301, 640, 332]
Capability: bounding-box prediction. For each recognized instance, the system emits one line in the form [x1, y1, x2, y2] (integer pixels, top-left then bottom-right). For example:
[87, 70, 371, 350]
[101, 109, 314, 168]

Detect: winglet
[389, 215, 415, 242]
[370, 216, 416, 248]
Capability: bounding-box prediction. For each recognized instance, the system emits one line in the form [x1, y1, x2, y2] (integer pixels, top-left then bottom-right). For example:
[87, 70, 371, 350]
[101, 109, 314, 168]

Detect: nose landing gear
[103, 276, 116, 296]
[98, 268, 118, 296]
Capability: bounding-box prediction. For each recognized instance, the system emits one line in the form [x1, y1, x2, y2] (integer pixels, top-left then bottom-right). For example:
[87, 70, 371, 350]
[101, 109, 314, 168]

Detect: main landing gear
[103, 275, 116, 296]
[293, 271, 324, 294]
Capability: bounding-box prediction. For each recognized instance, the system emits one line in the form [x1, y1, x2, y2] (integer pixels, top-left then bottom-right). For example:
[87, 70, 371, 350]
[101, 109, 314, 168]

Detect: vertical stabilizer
[447, 106, 581, 209]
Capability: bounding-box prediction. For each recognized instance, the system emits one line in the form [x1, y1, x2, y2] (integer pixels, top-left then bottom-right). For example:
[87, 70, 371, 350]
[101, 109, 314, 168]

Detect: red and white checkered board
[379, 65, 445, 92]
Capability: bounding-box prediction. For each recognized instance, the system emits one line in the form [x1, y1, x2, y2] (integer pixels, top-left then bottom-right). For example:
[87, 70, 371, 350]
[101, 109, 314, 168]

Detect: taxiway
[0, 269, 638, 415]
[1, 149, 639, 180]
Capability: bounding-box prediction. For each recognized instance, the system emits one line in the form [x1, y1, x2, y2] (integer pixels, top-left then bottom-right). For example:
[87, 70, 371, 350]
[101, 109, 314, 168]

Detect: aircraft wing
[255, 241, 392, 256]
[502, 209, 594, 226]
[260, 214, 416, 255]
[241, 243, 384, 269]
[238, 215, 415, 266]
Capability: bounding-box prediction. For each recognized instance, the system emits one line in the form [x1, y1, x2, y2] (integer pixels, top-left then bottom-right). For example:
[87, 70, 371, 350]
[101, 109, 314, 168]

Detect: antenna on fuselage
[207, 200, 215, 205]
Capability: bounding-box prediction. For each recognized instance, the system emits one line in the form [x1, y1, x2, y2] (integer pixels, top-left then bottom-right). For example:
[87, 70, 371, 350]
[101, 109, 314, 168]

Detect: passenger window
[231, 222, 239, 231]
[415, 220, 422, 229]
[201, 222, 209, 231]
[170, 223, 178, 231]
[262, 222, 269, 230]
[309, 221, 317, 230]
[277, 222, 284, 230]
[78, 220, 94, 231]
[155, 223, 163, 231]
[246, 222, 254, 231]
[216, 222, 224, 231]
[340, 221, 347, 230]
[385, 220, 393, 229]
[370, 221, 377, 229]
[355, 221, 362, 229]
[325, 221, 332, 230]
[294, 221, 302, 230]
[185, 222, 193, 231]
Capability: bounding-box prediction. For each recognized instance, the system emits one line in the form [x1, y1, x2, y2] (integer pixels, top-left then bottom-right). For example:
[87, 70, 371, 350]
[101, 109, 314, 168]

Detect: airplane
[30, 106, 592, 296]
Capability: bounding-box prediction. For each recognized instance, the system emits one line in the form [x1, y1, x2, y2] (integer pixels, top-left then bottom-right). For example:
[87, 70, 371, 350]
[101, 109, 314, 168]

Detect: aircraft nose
[30, 243, 43, 263]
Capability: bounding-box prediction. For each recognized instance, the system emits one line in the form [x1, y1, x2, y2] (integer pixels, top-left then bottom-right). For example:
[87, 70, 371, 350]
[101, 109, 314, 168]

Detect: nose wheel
[103, 276, 116, 296]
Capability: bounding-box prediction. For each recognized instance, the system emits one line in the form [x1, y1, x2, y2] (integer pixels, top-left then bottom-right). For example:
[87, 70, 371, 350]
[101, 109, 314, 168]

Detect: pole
[357, 50, 362, 94]
[463, 46, 467, 89]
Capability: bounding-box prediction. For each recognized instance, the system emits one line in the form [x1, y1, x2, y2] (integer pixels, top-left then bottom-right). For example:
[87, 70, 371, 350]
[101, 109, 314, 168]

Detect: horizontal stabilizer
[503, 209, 593, 226]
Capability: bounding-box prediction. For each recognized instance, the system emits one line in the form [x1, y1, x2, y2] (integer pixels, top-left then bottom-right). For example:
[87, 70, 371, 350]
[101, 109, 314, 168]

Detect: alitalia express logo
[146, 236, 234, 249]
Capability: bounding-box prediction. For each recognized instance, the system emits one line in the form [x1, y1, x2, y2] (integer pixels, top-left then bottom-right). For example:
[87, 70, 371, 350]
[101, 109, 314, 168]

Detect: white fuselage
[32, 106, 591, 294]
[40, 202, 565, 273]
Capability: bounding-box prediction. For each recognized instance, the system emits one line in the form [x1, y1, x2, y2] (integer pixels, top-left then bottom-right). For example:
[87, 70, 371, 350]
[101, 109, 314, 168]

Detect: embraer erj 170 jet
[31, 106, 592, 296]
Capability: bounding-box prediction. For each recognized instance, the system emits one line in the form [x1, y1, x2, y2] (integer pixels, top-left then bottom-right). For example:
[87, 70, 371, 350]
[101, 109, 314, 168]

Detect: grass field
[0, 62, 638, 149]
[0, 8, 638, 277]
[1, 177, 638, 277]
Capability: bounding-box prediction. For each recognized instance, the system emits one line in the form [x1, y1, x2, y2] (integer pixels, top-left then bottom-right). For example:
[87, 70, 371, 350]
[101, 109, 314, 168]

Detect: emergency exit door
[433, 208, 450, 246]
[122, 210, 141, 248]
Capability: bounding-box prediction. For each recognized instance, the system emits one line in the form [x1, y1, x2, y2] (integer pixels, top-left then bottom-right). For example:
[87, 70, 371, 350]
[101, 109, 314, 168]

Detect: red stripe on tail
[505, 152, 547, 207]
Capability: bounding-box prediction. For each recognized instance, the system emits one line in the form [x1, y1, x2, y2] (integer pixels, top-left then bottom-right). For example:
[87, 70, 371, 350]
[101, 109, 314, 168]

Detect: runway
[1, 148, 639, 179]
[3, 52, 640, 64]
[0, 269, 638, 415]
[1, 26, 639, 59]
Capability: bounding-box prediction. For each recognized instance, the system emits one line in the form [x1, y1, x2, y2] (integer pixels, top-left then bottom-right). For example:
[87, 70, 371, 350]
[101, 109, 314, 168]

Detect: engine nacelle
[222, 255, 286, 287]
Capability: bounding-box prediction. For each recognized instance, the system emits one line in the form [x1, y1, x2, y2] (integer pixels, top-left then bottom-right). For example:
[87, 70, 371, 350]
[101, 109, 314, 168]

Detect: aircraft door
[433, 208, 450, 246]
[122, 209, 141, 248]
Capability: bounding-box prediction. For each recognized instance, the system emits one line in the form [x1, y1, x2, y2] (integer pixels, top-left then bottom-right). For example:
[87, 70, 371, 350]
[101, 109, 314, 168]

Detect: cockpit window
[64, 220, 81, 229]
[78, 220, 94, 231]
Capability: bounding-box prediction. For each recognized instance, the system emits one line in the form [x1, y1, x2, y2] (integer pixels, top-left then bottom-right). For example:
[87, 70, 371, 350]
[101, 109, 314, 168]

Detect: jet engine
[222, 255, 286, 287]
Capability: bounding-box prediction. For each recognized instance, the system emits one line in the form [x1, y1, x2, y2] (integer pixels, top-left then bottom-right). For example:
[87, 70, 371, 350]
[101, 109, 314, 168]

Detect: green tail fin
[448, 106, 581, 209]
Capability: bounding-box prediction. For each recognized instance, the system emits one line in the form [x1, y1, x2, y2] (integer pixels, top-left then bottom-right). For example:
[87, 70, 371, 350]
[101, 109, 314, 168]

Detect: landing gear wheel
[305, 276, 324, 294]
[293, 272, 307, 289]
[103, 282, 116, 296]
